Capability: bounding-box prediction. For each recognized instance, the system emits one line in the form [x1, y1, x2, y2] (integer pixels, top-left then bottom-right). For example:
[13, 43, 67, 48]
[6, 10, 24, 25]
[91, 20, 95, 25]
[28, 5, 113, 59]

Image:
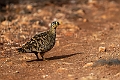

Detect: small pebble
[27, 5, 33, 11]
[15, 71, 19, 73]
[56, 68, 67, 73]
[76, 9, 85, 15]
[55, 40, 60, 46]
[99, 46, 106, 52]
[68, 74, 73, 77]
[42, 75, 48, 78]
[83, 19, 88, 22]
[1, 21, 12, 26]
[88, 0, 98, 4]
[83, 62, 93, 68]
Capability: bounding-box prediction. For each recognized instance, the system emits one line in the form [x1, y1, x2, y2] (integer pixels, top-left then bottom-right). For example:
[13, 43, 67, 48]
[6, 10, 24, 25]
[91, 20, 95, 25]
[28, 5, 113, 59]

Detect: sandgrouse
[17, 21, 60, 61]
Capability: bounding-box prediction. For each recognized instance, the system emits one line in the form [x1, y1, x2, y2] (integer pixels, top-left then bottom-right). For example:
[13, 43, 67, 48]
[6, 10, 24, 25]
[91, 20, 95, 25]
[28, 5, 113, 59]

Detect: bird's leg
[34, 52, 39, 60]
[40, 53, 46, 61]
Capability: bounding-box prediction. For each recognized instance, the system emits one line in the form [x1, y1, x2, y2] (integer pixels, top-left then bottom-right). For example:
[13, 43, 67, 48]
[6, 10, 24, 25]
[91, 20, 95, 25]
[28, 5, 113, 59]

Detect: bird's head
[51, 21, 60, 29]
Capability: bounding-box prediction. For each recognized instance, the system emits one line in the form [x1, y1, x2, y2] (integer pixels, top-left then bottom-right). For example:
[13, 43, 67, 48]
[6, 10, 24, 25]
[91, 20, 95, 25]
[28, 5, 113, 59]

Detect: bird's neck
[49, 28, 56, 34]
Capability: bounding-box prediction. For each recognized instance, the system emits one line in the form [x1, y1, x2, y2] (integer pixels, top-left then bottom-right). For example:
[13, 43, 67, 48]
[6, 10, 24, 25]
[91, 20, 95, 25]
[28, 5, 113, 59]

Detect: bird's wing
[32, 31, 48, 39]
[22, 31, 50, 52]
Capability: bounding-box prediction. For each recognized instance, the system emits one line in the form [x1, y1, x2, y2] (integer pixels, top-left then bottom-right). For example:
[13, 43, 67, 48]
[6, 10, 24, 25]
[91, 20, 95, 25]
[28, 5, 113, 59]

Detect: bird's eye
[51, 22, 55, 25]
[52, 23, 55, 26]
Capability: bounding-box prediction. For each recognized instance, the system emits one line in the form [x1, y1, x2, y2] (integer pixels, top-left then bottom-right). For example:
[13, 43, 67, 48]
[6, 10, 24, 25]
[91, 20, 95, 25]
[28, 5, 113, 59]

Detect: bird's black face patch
[56, 21, 60, 25]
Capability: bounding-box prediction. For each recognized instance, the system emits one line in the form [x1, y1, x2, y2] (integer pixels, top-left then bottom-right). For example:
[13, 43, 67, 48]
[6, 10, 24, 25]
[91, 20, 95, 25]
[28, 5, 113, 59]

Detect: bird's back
[18, 30, 56, 53]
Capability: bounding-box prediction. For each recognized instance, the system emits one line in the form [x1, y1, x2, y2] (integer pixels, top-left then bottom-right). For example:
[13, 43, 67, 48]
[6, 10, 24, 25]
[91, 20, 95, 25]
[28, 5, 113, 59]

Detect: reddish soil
[0, 0, 120, 80]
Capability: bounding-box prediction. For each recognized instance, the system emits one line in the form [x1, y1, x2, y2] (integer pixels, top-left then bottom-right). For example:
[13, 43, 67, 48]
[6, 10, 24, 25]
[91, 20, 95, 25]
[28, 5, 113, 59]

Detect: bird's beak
[58, 21, 62, 25]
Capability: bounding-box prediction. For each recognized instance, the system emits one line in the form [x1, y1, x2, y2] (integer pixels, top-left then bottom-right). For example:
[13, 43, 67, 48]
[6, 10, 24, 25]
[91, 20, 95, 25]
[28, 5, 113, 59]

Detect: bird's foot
[42, 58, 47, 61]
[36, 59, 40, 61]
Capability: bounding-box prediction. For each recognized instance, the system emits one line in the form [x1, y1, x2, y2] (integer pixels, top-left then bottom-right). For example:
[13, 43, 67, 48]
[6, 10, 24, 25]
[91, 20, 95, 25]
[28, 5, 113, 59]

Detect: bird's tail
[17, 48, 26, 53]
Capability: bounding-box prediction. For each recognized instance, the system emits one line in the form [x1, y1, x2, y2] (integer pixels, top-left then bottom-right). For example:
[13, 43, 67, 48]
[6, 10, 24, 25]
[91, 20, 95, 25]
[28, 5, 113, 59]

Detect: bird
[17, 21, 60, 61]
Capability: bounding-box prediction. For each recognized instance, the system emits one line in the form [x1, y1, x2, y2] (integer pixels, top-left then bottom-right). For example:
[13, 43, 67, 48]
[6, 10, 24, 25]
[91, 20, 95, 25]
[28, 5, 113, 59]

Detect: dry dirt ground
[0, 0, 120, 80]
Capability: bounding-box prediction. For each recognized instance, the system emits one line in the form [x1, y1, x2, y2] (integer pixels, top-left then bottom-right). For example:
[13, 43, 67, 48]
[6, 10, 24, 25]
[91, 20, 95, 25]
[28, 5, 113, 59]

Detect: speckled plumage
[17, 21, 60, 60]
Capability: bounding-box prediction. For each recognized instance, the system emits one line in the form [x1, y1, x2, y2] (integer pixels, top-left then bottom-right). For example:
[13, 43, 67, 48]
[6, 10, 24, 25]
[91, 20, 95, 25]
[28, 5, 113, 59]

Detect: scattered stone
[114, 72, 120, 77]
[88, 0, 98, 4]
[80, 76, 97, 80]
[42, 75, 48, 78]
[1, 21, 12, 26]
[81, 76, 109, 80]
[56, 67, 67, 73]
[83, 62, 93, 68]
[20, 35, 26, 39]
[76, 9, 85, 15]
[101, 15, 107, 19]
[55, 40, 60, 46]
[99, 46, 106, 52]
[15, 71, 19, 73]
[100, 42, 105, 45]
[68, 74, 74, 77]
[62, 62, 73, 65]
[83, 19, 88, 22]
[109, 43, 116, 48]
[26, 5, 33, 11]
[70, 0, 76, 4]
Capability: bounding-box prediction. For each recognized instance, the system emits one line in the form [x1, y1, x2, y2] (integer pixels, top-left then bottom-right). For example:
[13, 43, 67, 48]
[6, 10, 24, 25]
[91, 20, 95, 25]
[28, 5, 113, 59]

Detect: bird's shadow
[93, 59, 120, 66]
[26, 52, 82, 62]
